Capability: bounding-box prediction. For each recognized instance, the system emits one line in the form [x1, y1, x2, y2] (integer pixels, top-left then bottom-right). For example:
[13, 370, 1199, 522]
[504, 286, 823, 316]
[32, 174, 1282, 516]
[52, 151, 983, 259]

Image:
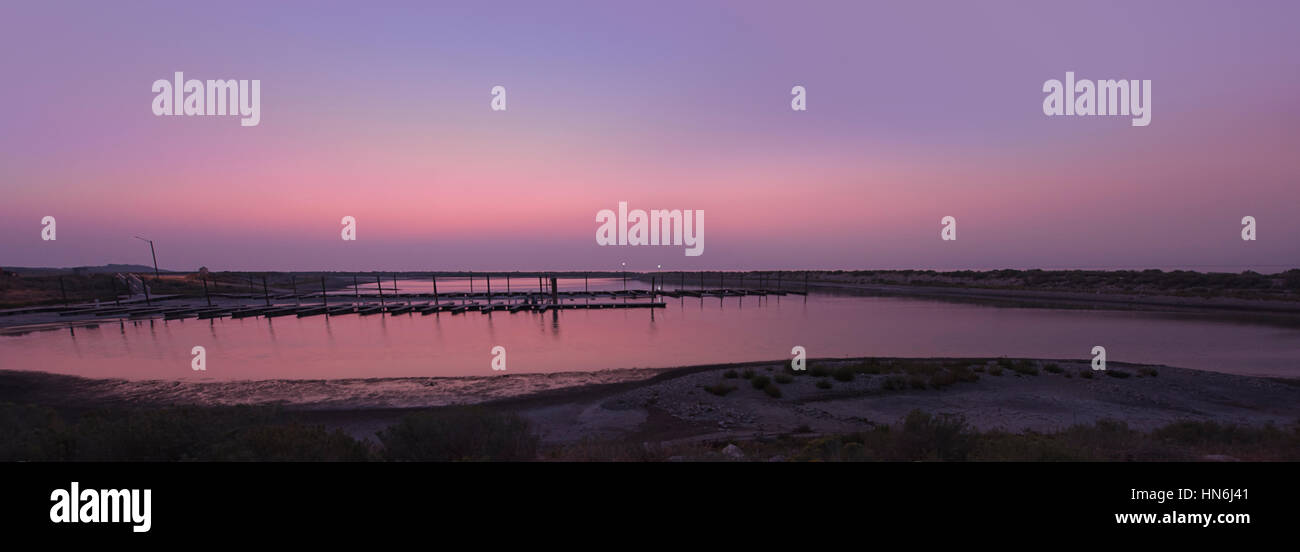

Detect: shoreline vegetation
[4, 402, 1295, 462]
[2, 356, 1296, 462]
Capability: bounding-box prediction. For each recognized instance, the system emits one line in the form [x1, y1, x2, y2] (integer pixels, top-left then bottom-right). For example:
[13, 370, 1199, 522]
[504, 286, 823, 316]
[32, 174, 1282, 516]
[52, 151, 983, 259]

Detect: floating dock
[0, 284, 799, 324]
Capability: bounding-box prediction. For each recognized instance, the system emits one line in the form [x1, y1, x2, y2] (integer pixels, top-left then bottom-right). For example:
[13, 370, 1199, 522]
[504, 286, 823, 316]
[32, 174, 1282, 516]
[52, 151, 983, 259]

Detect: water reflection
[1, 282, 1298, 381]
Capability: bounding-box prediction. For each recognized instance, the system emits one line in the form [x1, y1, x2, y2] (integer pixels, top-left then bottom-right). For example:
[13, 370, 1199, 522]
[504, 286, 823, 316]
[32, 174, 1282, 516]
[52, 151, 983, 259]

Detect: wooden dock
[0, 283, 797, 324]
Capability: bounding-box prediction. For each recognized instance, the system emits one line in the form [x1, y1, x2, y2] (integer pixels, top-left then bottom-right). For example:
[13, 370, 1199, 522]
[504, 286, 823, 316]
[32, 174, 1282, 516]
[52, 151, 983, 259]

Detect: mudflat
[3, 357, 1296, 448]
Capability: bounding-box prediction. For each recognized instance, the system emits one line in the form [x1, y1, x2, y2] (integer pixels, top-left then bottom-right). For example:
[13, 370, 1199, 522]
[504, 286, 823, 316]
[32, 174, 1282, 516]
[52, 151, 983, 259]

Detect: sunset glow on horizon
[2, 0, 1297, 272]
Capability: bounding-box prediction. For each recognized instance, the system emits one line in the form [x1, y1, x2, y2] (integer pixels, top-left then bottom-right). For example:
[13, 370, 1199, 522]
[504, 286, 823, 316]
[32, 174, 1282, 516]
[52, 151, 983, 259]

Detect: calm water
[2, 278, 1298, 380]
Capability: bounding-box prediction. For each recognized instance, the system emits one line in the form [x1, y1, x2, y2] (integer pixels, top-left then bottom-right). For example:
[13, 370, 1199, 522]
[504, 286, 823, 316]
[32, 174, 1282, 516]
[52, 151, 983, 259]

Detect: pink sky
[1, 1, 1297, 271]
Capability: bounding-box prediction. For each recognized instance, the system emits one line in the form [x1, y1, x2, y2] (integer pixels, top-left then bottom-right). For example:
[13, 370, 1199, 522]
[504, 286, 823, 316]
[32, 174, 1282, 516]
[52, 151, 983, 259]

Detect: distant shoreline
[798, 280, 1300, 316]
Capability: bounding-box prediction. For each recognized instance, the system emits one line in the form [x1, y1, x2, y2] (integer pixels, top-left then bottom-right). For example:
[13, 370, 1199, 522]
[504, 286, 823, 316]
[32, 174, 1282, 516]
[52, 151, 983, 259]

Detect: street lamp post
[134, 236, 160, 281]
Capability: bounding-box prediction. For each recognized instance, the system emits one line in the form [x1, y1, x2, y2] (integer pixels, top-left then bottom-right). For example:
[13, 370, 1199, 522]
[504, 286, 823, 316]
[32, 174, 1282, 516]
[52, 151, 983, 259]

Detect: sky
[1, 0, 1297, 272]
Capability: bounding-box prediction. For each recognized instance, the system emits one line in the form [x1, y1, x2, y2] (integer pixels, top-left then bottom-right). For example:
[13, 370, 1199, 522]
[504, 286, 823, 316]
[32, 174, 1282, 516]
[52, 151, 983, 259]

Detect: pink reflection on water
[1, 288, 1299, 381]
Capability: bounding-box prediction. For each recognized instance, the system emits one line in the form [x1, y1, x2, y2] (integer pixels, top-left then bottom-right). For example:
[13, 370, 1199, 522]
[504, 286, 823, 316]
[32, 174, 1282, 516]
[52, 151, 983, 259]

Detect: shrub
[49, 405, 284, 461]
[894, 410, 973, 461]
[1105, 369, 1131, 379]
[1079, 369, 1094, 379]
[816, 380, 833, 390]
[1137, 367, 1159, 377]
[704, 383, 737, 396]
[378, 407, 537, 461]
[208, 424, 370, 461]
[764, 383, 782, 398]
[853, 361, 883, 375]
[751, 375, 771, 389]
[947, 365, 979, 383]
[809, 364, 832, 377]
[741, 369, 755, 379]
[928, 371, 958, 389]
[840, 442, 865, 460]
[0, 404, 370, 461]
[832, 366, 856, 382]
[723, 369, 739, 379]
[1044, 363, 1063, 374]
[1009, 361, 1039, 376]
[1151, 420, 1287, 449]
[774, 373, 794, 384]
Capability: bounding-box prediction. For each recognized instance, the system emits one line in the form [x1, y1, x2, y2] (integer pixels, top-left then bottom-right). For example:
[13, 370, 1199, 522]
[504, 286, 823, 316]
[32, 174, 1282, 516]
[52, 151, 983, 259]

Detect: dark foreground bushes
[377, 407, 537, 461]
[0, 403, 367, 461]
[0, 403, 535, 461]
[787, 412, 1300, 462]
[4, 402, 1295, 462]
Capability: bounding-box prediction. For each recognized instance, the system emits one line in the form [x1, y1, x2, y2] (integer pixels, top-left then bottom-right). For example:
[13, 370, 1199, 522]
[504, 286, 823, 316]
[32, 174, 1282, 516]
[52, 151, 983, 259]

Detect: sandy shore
[4, 357, 1297, 446]
[504, 359, 1300, 446]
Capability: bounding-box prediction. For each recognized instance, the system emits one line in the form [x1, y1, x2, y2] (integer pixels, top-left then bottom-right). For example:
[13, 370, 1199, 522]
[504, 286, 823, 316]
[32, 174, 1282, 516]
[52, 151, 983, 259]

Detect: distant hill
[3, 264, 179, 275]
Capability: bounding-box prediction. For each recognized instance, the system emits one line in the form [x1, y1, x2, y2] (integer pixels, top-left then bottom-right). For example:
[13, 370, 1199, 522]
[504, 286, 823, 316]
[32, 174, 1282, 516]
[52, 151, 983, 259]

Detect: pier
[0, 271, 806, 325]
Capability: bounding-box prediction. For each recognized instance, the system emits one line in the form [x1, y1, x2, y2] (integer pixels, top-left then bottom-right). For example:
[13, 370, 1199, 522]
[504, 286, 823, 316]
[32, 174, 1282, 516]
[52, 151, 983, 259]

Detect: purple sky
[1, 0, 1297, 272]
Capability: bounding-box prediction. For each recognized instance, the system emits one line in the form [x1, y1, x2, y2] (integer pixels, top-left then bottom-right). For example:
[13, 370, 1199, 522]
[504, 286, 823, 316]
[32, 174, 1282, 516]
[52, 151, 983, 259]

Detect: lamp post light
[133, 236, 160, 281]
